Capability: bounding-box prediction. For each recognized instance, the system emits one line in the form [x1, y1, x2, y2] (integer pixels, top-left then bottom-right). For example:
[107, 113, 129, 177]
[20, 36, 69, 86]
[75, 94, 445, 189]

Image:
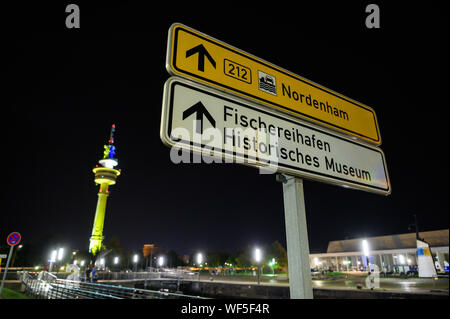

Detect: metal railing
[20, 271, 207, 299]
[95, 268, 198, 281]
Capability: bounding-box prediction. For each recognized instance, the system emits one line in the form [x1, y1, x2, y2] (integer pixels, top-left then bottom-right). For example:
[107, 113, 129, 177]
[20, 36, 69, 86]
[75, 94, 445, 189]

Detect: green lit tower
[89, 124, 121, 256]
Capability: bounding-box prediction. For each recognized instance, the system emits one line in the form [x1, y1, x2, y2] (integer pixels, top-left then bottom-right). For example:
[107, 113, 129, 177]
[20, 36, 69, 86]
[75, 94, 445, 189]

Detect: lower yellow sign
[166, 23, 381, 145]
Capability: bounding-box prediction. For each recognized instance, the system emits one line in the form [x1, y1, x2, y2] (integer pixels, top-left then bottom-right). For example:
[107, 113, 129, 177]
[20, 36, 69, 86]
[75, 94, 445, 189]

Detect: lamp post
[133, 254, 139, 272]
[362, 240, 370, 271]
[100, 258, 105, 271]
[57, 248, 64, 261]
[196, 253, 203, 281]
[49, 250, 57, 273]
[57, 248, 64, 273]
[158, 256, 165, 268]
[269, 258, 276, 275]
[254, 248, 262, 285]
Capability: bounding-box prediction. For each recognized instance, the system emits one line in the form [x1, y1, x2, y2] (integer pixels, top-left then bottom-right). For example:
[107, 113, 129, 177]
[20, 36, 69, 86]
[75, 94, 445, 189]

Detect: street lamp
[133, 254, 139, 272]
[57, 248, 64, 261]
[254, 248, 262, 285]
[114, 256, 119, 265]
[55, 248, 65, 272]
[100, 258, 105, 270]
[362, 240, 370, 271]
[268, 258, 277, 275]
[196, 253, 203, 266]
[49, 250, 57, 272]
[196, 253, 203, 281]
[158, 256, 165, 268]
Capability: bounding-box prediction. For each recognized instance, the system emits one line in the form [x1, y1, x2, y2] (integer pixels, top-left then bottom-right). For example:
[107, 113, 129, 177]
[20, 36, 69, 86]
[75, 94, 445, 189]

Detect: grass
[324, 272, 346, 277]
[0, 287, 32, 299]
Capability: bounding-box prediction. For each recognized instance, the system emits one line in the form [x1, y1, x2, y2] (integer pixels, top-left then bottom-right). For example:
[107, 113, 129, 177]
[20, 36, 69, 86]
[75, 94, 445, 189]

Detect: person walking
[91, 265, 98, 283]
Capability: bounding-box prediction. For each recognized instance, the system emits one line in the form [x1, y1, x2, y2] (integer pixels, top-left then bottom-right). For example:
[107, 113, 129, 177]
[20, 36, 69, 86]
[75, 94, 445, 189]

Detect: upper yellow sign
[166, 23, 381, 145]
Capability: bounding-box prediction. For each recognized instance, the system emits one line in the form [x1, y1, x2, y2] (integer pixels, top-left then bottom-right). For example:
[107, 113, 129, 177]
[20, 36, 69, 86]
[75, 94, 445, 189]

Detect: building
[310, 229, 449, 274]
[142, 244, 163, 268]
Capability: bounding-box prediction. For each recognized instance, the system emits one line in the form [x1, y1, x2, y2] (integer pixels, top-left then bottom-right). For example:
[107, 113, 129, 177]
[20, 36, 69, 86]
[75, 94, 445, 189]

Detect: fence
[94, 268, 198, 281]
[20, 271, 207, 299]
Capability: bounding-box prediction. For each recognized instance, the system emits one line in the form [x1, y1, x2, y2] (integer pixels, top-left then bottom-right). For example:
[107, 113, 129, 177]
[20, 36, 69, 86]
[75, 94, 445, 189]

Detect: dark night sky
[2, 2, 448, 257]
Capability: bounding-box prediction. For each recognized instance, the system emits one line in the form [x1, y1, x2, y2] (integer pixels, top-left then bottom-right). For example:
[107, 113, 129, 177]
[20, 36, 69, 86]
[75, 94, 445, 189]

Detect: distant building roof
[327, 229, 449, 253]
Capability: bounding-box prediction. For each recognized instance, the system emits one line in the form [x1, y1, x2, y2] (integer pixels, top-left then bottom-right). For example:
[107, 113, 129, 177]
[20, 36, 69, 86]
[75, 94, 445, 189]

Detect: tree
[105, 236, 124, 255]
[104, 236, 125, 268]
[235, 248, 251, 269]
[167, 250, 186, 268]
[267, 241, 288, 268]
[207, 251, 229, 267]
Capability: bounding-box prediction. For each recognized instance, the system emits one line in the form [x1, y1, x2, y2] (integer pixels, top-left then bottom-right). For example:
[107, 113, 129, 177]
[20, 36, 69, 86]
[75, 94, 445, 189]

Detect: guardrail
[20, 271, 207, 299]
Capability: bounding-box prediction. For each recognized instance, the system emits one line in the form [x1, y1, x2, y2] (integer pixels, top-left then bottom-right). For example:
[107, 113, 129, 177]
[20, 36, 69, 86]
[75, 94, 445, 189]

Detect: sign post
[162, 24, 391, 300]
[279, 175, 313, 299]
[0, 232, 21, 297]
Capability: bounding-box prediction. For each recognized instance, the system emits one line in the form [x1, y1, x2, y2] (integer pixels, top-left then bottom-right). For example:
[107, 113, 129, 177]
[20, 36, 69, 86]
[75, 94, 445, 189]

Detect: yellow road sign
[166, 23, 382, 145]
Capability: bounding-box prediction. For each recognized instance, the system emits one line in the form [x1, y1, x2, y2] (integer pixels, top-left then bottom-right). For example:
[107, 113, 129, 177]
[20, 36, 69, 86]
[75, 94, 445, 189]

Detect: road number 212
[224, 59, 252, 84]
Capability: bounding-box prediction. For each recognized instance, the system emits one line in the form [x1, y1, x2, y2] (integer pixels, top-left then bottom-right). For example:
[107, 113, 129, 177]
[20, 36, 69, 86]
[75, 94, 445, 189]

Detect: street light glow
[158, 256, 164, 267]
[50, 250, 57, 263]
[269, 258, 276, 267]
[133, 254, 139, 263]
[114, 257, 119, 264]
[57, 248, 64, 261]
[362, 240, 370, 257]
[254, 248, 262, 263]
[196, 253, 203, 265]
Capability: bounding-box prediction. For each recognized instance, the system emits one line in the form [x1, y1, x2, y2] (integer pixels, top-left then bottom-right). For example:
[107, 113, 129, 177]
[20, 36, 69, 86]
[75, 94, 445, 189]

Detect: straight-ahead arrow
[182, 101, 216, 134]
[185, 44, 216, 72]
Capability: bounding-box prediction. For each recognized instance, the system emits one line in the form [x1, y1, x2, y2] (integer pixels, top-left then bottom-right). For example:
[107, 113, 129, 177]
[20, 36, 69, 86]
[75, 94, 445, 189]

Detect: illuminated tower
[89, 124, 121, 256]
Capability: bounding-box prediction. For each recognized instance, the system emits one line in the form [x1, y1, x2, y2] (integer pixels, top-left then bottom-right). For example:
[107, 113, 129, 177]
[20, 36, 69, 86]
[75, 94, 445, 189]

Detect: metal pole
[281, 174, 313, 299]
[257, 264, 261, 285]
[0, 245, 14, 297]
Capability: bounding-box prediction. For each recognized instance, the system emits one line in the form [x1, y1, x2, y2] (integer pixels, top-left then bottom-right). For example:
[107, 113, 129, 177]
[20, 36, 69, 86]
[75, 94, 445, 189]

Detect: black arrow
[182, 101, 216, 134]
[185, 44, 216, 72]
